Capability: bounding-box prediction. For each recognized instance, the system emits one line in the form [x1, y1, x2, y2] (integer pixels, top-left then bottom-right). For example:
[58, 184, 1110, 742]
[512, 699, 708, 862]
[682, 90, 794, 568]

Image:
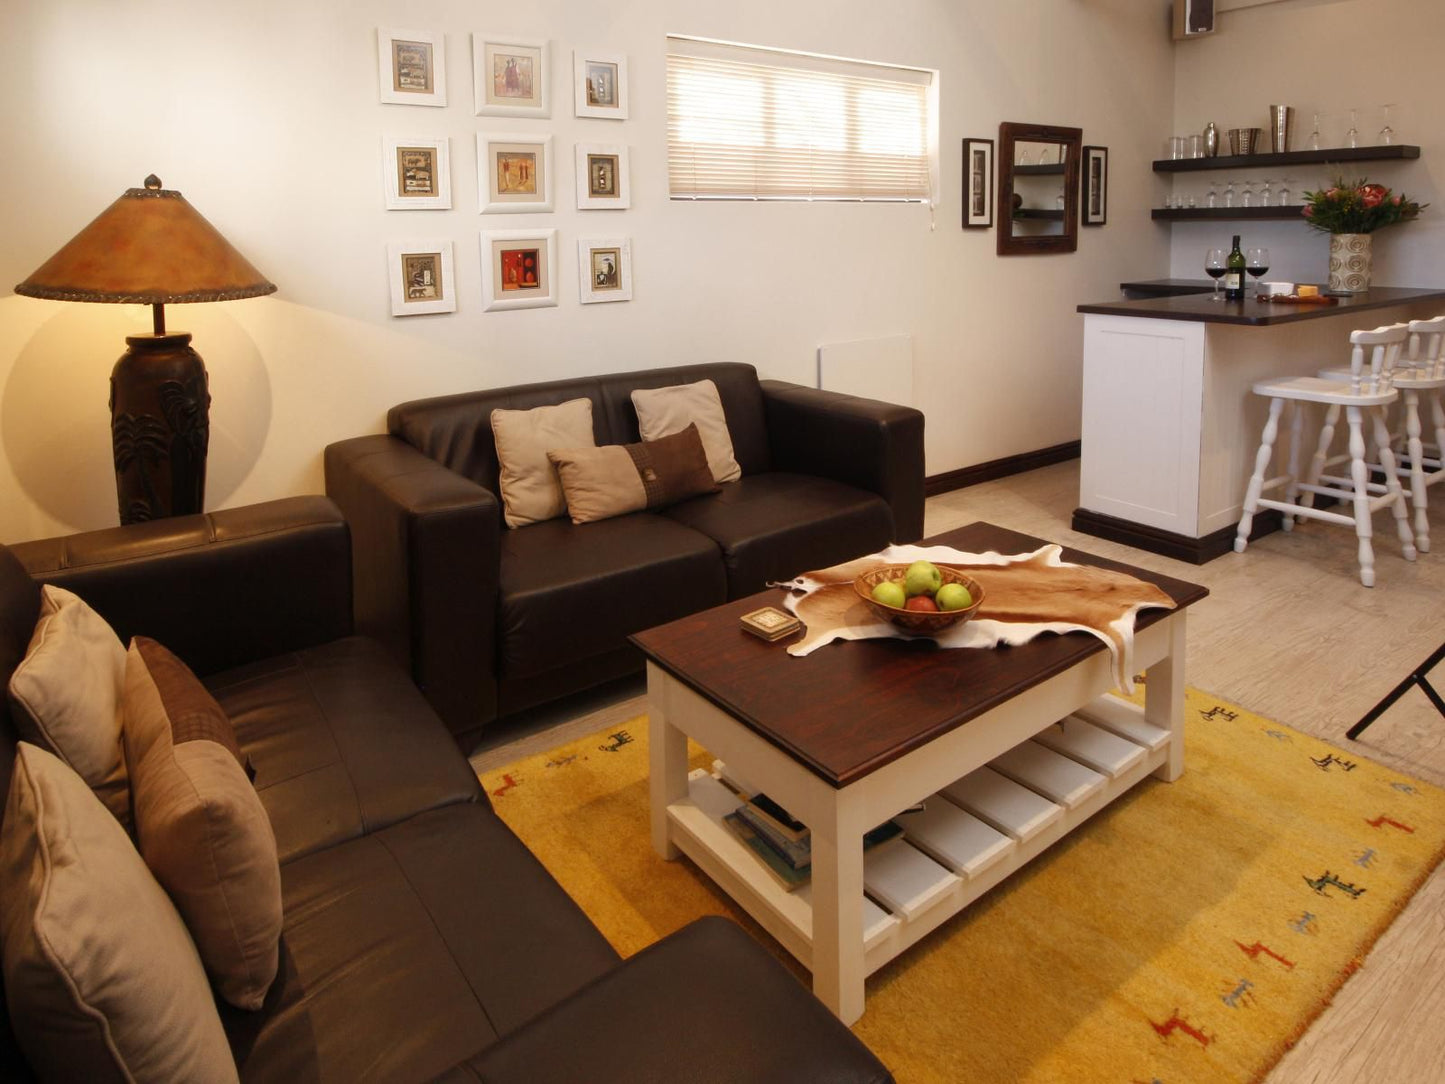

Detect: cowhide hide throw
[778, 543, 1175, 693]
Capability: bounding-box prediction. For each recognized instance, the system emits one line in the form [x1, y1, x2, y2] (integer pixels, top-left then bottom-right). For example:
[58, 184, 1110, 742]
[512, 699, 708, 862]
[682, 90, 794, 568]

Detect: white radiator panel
[817, 334, 914, 408]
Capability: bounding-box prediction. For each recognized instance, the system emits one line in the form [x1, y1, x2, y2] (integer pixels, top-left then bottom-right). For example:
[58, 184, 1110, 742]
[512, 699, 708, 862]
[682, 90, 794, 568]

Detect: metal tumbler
[1228, 127, 1261, 156]
[1269, 106, 1293, 153]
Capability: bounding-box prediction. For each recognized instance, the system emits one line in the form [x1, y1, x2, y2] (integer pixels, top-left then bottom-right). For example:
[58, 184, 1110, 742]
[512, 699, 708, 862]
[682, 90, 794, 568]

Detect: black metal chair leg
[1348, 641, 1445, 739]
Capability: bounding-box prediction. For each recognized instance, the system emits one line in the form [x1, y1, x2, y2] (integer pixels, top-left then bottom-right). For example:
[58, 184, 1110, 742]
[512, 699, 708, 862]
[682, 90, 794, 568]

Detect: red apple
[905, 596, 938, 612]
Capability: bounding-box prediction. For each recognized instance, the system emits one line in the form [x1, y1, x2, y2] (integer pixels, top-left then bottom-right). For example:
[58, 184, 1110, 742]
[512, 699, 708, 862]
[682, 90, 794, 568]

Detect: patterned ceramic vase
[1328, 232, 1373, 293]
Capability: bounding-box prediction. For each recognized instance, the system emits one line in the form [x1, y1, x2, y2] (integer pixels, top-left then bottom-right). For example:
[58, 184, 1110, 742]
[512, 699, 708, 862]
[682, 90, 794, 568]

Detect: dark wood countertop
[1119, 278, 1215, 297]
[1078, 285, 1445, 326]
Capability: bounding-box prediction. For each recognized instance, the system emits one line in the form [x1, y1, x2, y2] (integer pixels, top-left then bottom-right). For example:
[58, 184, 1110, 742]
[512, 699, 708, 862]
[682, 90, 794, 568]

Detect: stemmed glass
[1346, 108, 1359, 149]
[1224, 180, 1236, 208]
[1241, 180, 1255, 208]
[1278, 177, 1292, 206]
[1206, 180, 1219, 208]
[1308, 112, 1323, 151]
[1205, 248, 1228, 302]
[1246, 247, 1271, 297]
[1259, 178, 1273, 206]
[1379, 104, 1396, 145]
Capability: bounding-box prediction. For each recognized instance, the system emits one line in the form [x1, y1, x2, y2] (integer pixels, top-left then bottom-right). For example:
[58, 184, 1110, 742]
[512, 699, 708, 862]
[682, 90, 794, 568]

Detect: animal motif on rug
[778, 543, 1175, 693]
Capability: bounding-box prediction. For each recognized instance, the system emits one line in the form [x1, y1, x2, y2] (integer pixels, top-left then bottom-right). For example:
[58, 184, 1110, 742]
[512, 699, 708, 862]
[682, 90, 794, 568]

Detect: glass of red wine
[1205, 248, 1227, 302]
[1246, 247, 1270, 297]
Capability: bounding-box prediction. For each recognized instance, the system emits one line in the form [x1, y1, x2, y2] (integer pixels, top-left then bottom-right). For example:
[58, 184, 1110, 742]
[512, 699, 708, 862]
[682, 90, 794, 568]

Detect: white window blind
[666, 37, 934, 202]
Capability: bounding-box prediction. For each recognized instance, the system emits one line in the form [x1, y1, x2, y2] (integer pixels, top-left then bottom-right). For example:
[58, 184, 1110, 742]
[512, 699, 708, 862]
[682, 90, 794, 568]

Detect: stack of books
[722, 791, 902, 892]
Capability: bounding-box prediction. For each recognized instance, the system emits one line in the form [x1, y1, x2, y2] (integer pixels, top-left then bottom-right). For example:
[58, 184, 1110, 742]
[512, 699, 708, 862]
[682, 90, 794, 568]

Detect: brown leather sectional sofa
[0, 497, 893, 1083]
[325, 362, 925, 750]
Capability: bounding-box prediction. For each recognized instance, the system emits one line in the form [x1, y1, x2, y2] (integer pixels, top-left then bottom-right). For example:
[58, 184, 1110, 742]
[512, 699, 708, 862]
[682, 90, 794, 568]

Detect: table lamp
[14, 175, 276, 525]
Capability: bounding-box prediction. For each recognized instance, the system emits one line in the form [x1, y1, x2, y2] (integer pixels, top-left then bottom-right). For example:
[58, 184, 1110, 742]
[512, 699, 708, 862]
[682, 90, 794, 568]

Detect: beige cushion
[6, 585, 130, 827]
[632, 379, 742, 484]
[492, 398, 597, 527]
[124, 636, 281, 1011]
[549, 423, 719, 524]
[0, 742, 239, 1083]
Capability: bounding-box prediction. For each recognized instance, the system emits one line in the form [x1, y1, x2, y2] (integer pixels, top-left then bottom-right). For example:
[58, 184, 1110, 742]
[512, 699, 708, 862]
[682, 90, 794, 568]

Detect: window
[666, 37, 934, 202]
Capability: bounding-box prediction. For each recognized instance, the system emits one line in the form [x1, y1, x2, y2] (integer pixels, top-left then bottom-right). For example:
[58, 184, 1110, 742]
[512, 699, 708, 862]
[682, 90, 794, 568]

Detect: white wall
[0, 0, 1174, 543]
[1167, 0, 1445, 286]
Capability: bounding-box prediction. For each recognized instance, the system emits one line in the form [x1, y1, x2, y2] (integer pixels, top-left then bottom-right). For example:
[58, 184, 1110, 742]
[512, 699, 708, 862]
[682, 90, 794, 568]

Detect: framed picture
[480, 228, 558, 311]
[962, 138, 993, 229]
[386, 241, 456, 316]
[574, 143, 631, 210]
[472, 35, 549, 117]
[477, 133, 554, 214]
[381, 136, 451, 210]
[378, 28, 446, 107]
[573, 51, 629, 119]
[578, 237, 632, 304]
[1082, 145, 1108, 226]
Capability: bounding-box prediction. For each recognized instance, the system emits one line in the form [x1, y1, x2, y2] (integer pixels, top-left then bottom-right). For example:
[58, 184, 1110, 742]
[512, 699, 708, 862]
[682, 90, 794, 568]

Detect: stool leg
[1403, 391, 1429, 552]
[1346, 406, 1378, 587]
[1431, 392, 1445, 467]
[1303, 402, 1341, 513]
[1236, 397, 1284, 553]
[1373, 405, 1418, 561]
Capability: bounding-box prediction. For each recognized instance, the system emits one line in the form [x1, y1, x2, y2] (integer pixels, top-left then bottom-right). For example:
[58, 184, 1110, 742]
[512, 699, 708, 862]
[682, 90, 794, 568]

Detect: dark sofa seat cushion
[498, 514, 725, 679]
[207, 637, 482, 863]
[662, 472, 894, 598]
[226, 802, 619, 1084]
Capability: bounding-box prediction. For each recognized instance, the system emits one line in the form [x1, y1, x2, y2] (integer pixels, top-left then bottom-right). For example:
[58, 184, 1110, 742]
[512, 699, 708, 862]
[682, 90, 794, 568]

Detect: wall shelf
[1013, 209, 1065, 220]
[1152, 144, 1420, 174]
[1152, 205, 1307, 221]
[1014, 163, 1067, 175]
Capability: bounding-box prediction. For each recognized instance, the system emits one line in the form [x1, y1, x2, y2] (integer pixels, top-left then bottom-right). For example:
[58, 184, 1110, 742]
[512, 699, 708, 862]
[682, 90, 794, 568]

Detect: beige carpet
[479, 689, 1445, 1083]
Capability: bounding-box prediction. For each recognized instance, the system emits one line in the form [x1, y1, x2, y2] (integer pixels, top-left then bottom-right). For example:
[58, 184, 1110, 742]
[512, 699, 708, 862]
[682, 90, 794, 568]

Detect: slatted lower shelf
[665, 693, 1170, 977]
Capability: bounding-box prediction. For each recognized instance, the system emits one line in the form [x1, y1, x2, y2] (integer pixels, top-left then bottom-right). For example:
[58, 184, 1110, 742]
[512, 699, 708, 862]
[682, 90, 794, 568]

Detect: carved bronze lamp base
[109, 332, 210, 525]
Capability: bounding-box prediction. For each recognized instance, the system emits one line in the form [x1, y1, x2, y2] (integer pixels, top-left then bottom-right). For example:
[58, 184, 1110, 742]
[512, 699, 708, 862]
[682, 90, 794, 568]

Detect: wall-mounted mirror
[997, 121, 1083, 256]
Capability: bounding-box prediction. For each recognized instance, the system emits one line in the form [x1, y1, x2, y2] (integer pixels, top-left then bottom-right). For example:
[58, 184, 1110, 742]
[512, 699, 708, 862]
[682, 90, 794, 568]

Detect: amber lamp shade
[14, 175, 275, 525]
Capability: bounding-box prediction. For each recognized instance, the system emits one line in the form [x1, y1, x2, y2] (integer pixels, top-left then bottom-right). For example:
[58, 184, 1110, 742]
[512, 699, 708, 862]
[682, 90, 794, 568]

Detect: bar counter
[1073, 285, 1445, 562]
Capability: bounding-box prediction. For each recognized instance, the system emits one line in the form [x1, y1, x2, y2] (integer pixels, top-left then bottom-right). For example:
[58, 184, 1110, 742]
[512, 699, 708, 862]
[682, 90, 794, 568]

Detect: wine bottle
[1225, 235, 1246, 301]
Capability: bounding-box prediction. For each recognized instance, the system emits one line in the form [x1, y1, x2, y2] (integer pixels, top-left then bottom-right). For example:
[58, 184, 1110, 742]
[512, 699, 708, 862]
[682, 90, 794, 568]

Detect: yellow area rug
[479, 690, 1445, 1083]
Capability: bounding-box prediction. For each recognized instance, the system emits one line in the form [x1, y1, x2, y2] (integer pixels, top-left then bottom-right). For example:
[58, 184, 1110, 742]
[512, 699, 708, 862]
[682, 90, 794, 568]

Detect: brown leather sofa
[0, 497, 892, 1084]
[325, 362, 925, 750]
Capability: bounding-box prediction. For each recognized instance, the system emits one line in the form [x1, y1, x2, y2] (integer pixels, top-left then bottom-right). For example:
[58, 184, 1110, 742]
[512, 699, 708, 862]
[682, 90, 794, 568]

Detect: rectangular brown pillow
[547, 423, 719, 524]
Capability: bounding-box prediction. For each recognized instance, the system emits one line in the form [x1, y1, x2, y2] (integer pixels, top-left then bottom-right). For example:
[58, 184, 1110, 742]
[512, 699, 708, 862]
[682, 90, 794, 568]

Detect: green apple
[872, 580, 907, 609]
[936, 582, 974, 611]
[904, 560, 942, 597]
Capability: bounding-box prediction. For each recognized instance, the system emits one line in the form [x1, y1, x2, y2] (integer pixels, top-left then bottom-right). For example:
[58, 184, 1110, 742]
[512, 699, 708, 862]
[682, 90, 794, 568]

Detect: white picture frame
[577, 237, 632, 304]
[480, 228, 558, 311]
[574, 143, 631, 210]
[381, 136, 452, 210]
[572, 51, 629, 120]
[472, 35, 550, 117]
[478, 132, 554, 214]
[378, 28, 446, 107]
[387, 240, 456, 316]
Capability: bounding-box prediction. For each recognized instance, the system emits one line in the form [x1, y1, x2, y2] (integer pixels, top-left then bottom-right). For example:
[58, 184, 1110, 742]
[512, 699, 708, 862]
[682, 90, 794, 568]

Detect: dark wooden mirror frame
[996, 121, 1083, 256]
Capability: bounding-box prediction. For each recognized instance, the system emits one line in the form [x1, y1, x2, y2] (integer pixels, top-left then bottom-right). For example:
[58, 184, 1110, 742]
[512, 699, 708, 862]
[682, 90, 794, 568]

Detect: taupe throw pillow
[6, 584, 130, 828]
[124, 637, 282, 1011]
[492, 398, 597, 527]
[0, 742, 239, 1083]
[548, 423, 719, 524]
[632, 379, 742, 484]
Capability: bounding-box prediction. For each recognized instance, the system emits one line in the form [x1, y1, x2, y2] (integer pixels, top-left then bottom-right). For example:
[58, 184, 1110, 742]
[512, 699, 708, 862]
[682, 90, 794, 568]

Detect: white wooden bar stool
[1235, 323, 1415, 587]
[1318, 316, 1445, 553]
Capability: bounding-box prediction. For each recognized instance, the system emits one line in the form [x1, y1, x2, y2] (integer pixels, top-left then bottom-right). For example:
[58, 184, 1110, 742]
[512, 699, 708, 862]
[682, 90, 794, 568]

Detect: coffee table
[631, 522, 1209, 1024]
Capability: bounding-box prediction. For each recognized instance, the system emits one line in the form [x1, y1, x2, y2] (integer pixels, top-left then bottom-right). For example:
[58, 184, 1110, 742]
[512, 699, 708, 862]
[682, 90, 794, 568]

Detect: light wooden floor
[471, 459, 1445, 1084]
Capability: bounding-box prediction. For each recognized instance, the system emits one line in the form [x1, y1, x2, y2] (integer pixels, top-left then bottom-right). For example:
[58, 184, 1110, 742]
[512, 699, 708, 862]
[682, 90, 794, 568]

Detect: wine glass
[1278, 177, 1292, 206]
[1308, 112, 1323, 151]
[1259, 178, 1273, 206]
[1205, 248, 1228, 302]
[1346, 107, 1359, 149]
[1379, 104, 1396, 145]
[1224, 180, 1236, 208]
[1206, 180, 1219, 208]
[1241, 181, 1254, 208]
[1246, 247, 1271, 297]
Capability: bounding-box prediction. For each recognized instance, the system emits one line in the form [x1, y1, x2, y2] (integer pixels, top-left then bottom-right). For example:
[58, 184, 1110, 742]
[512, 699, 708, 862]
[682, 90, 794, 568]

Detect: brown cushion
[631, 378, 743, 483]
[548, 424, 719, 524]
[0, 742, 238, 1083]
[124, 637, 282, 1011]
[5, 585, 129, 827]
[491, 398, 596, 527]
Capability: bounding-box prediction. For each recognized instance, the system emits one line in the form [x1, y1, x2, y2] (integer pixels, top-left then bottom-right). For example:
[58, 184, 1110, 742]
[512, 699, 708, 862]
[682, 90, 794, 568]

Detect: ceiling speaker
[1173, 0, 1216, 39]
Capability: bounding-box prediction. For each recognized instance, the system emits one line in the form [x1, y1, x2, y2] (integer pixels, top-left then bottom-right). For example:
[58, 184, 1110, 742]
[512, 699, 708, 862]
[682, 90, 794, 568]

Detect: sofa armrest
[9, 496, 351, 676]
[759, 380, 925, 543]
[431, 916, 892, 1084]
[325, 434, 500, 748]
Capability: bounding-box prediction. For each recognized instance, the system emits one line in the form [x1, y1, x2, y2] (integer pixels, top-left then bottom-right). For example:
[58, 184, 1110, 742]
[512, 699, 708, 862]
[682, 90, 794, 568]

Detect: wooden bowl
[853, 565, 985, 635]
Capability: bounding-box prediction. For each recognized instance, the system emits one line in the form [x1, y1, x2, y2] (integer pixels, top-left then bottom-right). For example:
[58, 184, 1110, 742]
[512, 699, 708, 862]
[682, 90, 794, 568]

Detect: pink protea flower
[1360, 183, 1388, 208]
[1303, 205, 1313, 217]
[1392, 195, 1403, 205]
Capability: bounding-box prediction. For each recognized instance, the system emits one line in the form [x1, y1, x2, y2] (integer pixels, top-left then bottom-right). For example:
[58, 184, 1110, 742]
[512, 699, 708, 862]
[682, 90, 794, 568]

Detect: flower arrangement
[1300, 178, 1425, 234]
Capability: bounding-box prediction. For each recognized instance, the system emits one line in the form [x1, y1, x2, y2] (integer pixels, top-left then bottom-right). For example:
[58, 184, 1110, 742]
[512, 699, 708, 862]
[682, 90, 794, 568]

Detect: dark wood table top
[1078, 285, 1445, 326]
[630, 522, 1209, 789]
